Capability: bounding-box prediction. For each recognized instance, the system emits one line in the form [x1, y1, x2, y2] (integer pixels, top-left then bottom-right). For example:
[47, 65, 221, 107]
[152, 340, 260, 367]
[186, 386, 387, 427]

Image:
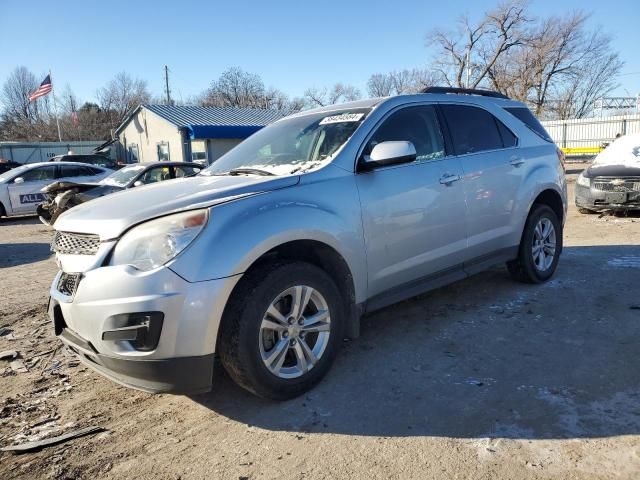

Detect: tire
[218, 261, 345, 400]
[507, 204, 562, 284]
[577, 207, 596, 214]
[0, 202, 5, 217]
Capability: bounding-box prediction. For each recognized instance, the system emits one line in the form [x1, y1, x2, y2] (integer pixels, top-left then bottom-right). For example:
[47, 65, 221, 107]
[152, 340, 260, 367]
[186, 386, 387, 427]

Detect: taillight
[556, 147, 566, 172]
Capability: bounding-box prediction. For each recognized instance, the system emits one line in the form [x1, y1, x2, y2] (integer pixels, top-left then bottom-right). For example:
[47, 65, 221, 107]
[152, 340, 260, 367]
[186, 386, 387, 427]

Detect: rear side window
[504, 107, 553, 142]
[441, 105, 503, 155]
[60, 165, 86, 177]
[496, 119, 517, 148]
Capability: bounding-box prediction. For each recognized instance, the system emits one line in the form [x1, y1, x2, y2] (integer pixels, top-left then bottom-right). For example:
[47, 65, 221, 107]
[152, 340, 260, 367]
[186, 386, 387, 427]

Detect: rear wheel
[507, 204, 562, 283]
[218, 262, 345, 400]
[0, 202, 5, 217]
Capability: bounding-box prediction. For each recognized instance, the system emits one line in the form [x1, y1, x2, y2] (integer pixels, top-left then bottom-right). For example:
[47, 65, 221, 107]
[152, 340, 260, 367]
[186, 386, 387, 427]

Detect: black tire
[577, 207, 596, 214]
[218, 261, 345, 400]
[507, 204, 562, 284]
[0, 202, 6, 217]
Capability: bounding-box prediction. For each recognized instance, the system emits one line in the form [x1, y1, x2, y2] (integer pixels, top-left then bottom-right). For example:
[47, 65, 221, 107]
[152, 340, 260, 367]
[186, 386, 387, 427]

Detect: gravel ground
[0, 170, 639, 480]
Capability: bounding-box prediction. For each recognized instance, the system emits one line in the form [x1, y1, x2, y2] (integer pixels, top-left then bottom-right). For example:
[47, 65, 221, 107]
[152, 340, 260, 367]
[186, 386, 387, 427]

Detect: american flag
[29, 75, 53, 102]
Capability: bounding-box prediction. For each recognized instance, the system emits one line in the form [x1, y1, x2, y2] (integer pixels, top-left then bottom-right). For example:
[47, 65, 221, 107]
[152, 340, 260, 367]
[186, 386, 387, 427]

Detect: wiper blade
[228, 167, 275, 176]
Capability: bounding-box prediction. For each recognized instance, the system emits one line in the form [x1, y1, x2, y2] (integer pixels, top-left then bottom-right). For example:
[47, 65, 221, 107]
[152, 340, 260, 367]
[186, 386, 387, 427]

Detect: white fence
[541, 114, 640, 149]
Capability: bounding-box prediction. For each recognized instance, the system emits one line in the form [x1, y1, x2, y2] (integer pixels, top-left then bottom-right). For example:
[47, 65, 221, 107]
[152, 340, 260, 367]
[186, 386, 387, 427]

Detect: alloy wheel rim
[532, 217, 556, 271]
[259, 285, 331, 379]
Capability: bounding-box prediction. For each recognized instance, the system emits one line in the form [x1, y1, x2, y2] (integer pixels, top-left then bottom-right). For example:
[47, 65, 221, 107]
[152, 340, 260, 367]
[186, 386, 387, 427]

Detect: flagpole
[49, 70, 62, 142]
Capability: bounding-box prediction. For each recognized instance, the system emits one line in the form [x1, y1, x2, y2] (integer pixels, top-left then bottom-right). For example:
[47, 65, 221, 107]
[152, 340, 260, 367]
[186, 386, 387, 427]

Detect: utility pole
[164, 65, 172, 105]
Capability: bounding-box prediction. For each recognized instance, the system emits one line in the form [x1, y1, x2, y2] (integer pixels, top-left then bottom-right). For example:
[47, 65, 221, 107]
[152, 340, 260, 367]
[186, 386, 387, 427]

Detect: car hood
[54, 174, 300, 240]
[585, 164, 640, 178]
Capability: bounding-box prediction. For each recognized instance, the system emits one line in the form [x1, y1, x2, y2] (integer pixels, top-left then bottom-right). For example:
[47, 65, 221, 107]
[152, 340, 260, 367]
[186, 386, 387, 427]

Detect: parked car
[50, 154, 120, 170]
[575, 133, 640, 213]
[0, 162, 112, 218]
[0, 160, 22, 175]
[37, 162, 203, 225]
[48, 88, 566, 399]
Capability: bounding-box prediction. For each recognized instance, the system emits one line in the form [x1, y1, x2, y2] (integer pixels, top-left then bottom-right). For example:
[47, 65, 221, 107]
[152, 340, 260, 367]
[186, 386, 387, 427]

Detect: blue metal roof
[142, 104, 286, 139]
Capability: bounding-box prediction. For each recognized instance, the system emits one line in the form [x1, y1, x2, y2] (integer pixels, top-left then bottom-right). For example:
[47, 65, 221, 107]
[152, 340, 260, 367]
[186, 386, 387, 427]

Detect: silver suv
[48, 88, 567, 400]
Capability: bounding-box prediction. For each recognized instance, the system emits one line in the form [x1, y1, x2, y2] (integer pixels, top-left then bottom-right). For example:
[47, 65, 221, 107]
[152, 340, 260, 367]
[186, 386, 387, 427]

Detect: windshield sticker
[319, 113, 364, 125]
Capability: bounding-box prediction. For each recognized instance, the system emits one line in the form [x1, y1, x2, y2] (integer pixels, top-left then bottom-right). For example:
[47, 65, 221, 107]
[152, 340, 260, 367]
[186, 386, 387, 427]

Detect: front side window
[365, 106, 445, 163]
[138, 166, 171, 184]
[175, 166, 200, 178]
[441, 105, 504, 155]
[20, 165, 56, 182]
[201, 108, 371, 176]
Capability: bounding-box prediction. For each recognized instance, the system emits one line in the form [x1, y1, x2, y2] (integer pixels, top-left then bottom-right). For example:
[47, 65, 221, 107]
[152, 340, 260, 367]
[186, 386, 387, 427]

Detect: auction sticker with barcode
[319, 113, 364, 125]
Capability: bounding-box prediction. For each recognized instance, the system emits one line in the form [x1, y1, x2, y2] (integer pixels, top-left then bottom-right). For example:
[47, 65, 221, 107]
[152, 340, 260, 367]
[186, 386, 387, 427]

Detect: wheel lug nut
[291, 339, 296, 345]
[298, 318, 304, 326]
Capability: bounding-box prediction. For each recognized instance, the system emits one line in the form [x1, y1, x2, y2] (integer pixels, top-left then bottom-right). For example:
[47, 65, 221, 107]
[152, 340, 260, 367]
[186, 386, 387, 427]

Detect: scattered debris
[0, 326, 12, 336]
[1, 426, 106, 454]
[10, 359, 28, 374]
[0, 350, 18, 360]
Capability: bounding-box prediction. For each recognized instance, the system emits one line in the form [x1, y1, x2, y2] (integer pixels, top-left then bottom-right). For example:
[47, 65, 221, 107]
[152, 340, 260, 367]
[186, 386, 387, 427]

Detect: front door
[355, 105, 468, 300]
[8, 165, 57, 214]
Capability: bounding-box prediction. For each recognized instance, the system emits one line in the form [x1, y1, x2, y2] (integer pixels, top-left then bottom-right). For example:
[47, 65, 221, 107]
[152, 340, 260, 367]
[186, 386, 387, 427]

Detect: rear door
[7, 165, 57, 214]
[439, 103, 522, 263]
[355, 104, 468, 301]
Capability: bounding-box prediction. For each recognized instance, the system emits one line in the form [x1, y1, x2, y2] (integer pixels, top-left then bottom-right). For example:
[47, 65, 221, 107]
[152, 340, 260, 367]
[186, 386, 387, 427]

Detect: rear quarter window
[504, 107, 553, 142]
[440, 105, 504, 155]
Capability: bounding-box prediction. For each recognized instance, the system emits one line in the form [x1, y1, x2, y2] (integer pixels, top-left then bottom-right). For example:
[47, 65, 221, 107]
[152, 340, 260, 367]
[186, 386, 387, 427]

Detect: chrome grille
[52, 231, 100, 255]
[57, 272, 82, 296]
[592, 177, 640, 193]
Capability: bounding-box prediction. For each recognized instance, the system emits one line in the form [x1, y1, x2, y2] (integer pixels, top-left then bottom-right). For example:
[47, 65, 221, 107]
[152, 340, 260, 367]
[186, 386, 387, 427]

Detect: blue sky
[1, 0, 639, 104]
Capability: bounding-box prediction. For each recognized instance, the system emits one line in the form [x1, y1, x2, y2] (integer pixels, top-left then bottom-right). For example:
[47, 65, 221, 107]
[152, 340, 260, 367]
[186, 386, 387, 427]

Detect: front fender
[169, 170, 368, 303]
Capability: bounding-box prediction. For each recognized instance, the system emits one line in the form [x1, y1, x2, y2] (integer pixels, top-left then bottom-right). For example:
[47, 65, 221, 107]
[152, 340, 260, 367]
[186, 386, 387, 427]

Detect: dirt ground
[1, 167, 639, 479]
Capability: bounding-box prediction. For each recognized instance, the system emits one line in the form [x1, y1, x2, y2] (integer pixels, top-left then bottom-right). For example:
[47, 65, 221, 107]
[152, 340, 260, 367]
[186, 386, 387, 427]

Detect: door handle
[510, 157, 525, 167]
[439, 173, 461, 185]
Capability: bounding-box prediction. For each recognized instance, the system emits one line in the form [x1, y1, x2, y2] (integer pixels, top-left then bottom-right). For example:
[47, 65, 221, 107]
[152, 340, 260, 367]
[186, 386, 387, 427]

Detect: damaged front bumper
[48, 263, 240, 394]
[575, 182, 640, 211]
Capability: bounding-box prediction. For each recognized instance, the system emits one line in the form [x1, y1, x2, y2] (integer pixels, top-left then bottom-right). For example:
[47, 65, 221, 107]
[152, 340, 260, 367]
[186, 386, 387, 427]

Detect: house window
[128, 144, 139, 163]
[191, 151, 207, 164]
[157, 142, 170, 161]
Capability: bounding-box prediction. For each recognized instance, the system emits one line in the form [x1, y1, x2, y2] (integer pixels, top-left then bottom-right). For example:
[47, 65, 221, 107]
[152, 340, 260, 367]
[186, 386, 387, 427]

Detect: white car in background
[0, 162, 113, 218]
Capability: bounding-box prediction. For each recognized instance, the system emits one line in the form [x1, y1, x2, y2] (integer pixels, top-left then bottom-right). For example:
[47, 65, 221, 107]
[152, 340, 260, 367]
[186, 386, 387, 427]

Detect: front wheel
[218, 262, 345, 400]
[507, 204, 562, 283]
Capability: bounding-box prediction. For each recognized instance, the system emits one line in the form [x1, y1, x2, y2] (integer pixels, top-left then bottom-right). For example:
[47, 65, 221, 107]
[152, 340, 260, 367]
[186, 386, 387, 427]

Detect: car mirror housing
[13, 177, 25, 184]
[362, 141, 417, 170]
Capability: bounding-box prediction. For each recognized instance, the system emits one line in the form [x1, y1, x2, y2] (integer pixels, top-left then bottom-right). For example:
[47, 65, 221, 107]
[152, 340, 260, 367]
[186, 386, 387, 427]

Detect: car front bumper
[575, 183, 640, 211]
[48, 264, 240, 394]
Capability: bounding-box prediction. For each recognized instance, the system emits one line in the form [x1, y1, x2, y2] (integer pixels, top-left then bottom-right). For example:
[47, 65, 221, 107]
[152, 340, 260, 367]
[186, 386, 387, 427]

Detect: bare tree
[427, 0, 530, 89]
[487, 11, 623, 118]
[97, 72, 151, 128]
[367, 68, 437, 97]
[303, 83, 362, 108]
[201, 67, 301, 112]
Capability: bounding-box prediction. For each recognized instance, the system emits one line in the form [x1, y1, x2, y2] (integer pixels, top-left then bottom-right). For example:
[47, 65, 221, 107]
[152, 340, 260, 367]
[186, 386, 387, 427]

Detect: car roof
[20, 161, 106, 168]
[287, 91, 526, 119]
[129, 162, 202, 167]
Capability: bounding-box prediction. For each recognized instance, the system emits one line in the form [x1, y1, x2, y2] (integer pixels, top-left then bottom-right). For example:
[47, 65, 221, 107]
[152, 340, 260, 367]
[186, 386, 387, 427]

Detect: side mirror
[362, 141, 417, 169]
[13, 177, 25, 184]
[133, 180, 143, 187]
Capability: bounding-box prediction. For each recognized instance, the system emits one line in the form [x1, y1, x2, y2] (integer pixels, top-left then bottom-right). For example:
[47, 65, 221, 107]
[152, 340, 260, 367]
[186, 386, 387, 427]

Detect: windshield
[100, 165, 146, 186]
[201, 108, 371, 176]
[0, 164, 30, 183]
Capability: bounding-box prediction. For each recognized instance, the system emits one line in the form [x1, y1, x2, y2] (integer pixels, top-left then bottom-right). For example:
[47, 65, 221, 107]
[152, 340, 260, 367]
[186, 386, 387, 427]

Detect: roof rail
[421, 86, 510, 100]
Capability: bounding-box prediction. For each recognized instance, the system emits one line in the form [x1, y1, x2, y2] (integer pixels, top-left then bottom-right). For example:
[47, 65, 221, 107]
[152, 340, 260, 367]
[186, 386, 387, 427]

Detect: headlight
[110, 209, 208, 271]
[576, 173, 591, 187]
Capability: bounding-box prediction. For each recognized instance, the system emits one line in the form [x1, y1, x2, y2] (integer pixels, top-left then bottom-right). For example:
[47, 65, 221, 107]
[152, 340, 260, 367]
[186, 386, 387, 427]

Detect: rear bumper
[50, 299, 214, 393]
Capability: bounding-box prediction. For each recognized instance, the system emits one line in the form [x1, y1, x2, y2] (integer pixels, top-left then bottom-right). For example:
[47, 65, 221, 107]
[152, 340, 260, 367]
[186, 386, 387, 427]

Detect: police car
[0, 162, 112, 217]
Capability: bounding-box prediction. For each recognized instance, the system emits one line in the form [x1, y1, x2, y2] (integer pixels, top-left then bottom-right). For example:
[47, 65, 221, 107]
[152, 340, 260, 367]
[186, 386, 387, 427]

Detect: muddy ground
[0, 169, 639, 479]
